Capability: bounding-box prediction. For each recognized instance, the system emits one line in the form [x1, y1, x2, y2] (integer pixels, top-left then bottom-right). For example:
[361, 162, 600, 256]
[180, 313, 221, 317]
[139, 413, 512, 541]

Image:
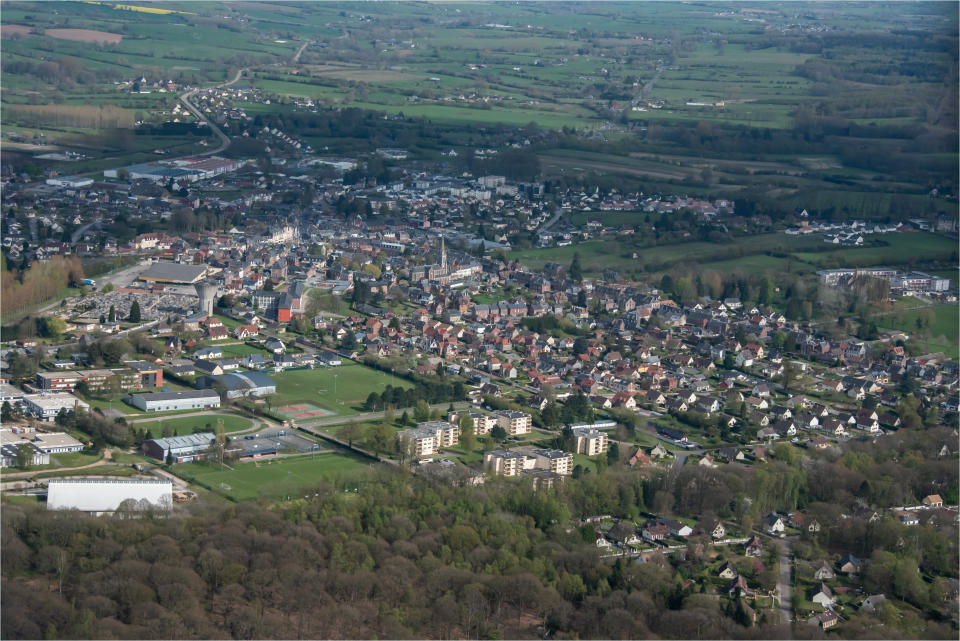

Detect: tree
[340, 420, 362, 448]
[459, 414, 476, 451]
[15, 443, 33, 469]
[569, 252, 583, 282]
[128, 300, 141, 323]
[576, 289, 587, 307]
[1, 401, 13, 423]
[367, 422, 394, 454]
[572, 337, 588, 355]
[108, 305, 116, 323]
[781, 360, 800, 393]
[341, 331, 357, 352]
[400, 410, 410, 426]
[364, 392, 380, 412]
[490, 425, 507, 442]
[413, 399, 430, 423]
[607, 441, 620, 467]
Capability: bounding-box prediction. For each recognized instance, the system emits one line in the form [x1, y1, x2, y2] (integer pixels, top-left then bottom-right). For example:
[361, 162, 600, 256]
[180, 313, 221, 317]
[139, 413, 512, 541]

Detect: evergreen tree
[128, 301, 141, 323]
[569, 252, 583, 282]
[108, 305, 116, 323]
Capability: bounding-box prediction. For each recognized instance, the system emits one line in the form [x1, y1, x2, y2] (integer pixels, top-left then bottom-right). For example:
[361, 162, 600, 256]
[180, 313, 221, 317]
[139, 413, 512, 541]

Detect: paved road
[178, 66, 246, 157]
[777, 536, 795, 625]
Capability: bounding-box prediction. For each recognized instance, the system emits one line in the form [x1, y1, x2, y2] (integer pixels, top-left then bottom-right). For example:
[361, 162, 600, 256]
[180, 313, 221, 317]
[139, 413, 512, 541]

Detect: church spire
[440, 234, 447, 273]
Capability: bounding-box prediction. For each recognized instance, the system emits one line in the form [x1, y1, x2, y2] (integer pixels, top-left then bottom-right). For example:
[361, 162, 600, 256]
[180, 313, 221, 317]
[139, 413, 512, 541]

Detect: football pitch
[173, 452, 369, 501]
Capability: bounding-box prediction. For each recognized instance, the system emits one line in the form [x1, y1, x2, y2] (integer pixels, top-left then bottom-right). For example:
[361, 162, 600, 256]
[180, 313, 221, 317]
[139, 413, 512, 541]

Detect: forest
[3, 425, 957, 640]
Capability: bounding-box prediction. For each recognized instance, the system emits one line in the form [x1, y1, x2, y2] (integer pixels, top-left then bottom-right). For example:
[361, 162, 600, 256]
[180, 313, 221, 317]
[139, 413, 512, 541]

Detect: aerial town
[1, 2, 957, 640]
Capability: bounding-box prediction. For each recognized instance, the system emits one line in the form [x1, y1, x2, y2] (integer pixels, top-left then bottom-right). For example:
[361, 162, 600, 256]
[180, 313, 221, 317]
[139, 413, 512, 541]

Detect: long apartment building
[494, 410, 532, 436]
[36, 368, 139, 392]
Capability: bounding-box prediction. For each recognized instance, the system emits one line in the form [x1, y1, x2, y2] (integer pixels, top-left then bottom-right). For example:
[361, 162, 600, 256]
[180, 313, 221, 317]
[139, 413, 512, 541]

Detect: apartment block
[530, 449, 573, 475]
[495, 410, 532, 435]
[572, 427, 608, 456]
[483, 449, 532, 477]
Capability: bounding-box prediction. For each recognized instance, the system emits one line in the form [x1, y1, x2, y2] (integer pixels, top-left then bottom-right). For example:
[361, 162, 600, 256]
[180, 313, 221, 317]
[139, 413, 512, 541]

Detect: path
[0, 448, 113, 480]
[292, 40, 310, 64]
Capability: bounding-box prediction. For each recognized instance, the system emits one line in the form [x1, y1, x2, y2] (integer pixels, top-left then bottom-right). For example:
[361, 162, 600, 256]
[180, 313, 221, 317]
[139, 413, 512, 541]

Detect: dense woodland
[3, 425, 957, 640]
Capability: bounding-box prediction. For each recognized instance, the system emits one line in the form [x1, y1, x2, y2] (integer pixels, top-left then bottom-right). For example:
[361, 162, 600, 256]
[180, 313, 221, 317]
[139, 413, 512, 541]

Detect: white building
[128, 390, 221, 412]
[21, 394, 90, 422]
[47, 478, 173, 515]
[31, 432, 84, 454]
[0, 443, 49, 467]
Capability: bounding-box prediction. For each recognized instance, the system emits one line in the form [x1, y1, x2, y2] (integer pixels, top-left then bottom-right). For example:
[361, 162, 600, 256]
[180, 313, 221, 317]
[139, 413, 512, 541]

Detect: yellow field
[85, 2, 195, 15]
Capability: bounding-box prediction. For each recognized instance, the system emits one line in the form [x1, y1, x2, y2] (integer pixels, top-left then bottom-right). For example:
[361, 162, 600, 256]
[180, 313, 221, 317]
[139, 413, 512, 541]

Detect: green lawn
[217, 343, 270, 358]
[875, 304, 959, 359]
[270, 363, 413, 414]
[51, 451, 103, 468]
[172, 453, 369, 501]
[130, 414, 253, 438]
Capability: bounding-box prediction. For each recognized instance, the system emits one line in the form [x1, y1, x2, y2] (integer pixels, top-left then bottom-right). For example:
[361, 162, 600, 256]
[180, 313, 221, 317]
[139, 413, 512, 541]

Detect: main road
[178, 66, 247, 157]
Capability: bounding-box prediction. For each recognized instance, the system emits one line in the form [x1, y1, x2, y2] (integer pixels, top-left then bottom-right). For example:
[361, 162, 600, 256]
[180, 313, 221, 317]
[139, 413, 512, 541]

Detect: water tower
[194, 280, 218, 316]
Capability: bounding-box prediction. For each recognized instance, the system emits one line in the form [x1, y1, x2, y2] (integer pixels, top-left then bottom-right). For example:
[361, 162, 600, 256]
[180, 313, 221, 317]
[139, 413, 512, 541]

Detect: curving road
[178, 66, 247, 157]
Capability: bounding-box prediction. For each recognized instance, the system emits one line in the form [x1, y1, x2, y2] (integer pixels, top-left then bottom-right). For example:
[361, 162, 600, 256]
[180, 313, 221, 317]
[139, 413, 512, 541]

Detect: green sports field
[173, 453, 369, 501]
[270, 363, 413, 415]
[131, 414, 253, 438]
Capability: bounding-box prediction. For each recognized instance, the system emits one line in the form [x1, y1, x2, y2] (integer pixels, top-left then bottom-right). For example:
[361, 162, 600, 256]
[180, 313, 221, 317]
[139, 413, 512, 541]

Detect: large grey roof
[140, 263, 207, 283]
[134, 390, 220, 402]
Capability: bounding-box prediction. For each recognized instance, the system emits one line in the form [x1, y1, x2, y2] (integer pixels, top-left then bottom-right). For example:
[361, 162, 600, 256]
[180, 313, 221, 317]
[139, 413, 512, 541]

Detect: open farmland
[173, 452, 369, 501]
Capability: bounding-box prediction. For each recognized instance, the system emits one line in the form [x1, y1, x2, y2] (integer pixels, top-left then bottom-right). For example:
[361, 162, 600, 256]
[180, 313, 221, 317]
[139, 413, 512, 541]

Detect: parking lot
[238, 425, 323, 454]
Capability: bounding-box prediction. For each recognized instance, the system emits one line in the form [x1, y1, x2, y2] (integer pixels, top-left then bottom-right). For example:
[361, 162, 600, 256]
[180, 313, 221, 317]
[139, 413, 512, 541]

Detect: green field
[509, 233, 823, 274]
[875, 304, 959, 359]
[270, 363, 413, 415]
[172, 453, 369, 501]
[791, 233, 958, 268]
[130, 414, 253, 438]
[510, 232, 955, 276]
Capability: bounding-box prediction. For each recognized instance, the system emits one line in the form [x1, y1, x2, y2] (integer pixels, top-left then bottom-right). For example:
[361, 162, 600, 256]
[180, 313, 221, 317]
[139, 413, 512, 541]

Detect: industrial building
[127, 390, 221, 412]
[21, 394, 90, 421]
[196, 372, 276, 399]
[138, 263, 208, 285]
[47, 478, 173, 515]
[0, 442, 49, 467]
[144, 432, 215, 463]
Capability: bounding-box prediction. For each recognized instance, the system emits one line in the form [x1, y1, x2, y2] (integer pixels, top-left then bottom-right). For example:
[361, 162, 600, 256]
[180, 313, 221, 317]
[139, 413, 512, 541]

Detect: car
[244, 435, 255, 440]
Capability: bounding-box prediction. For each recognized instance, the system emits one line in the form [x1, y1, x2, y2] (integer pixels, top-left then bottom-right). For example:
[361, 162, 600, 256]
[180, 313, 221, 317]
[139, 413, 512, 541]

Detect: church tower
[440, 235, 447, 274]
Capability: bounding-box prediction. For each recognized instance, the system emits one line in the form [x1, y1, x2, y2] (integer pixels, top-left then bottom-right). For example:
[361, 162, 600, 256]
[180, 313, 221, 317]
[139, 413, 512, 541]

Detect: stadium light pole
[333, 374, 338, 403]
